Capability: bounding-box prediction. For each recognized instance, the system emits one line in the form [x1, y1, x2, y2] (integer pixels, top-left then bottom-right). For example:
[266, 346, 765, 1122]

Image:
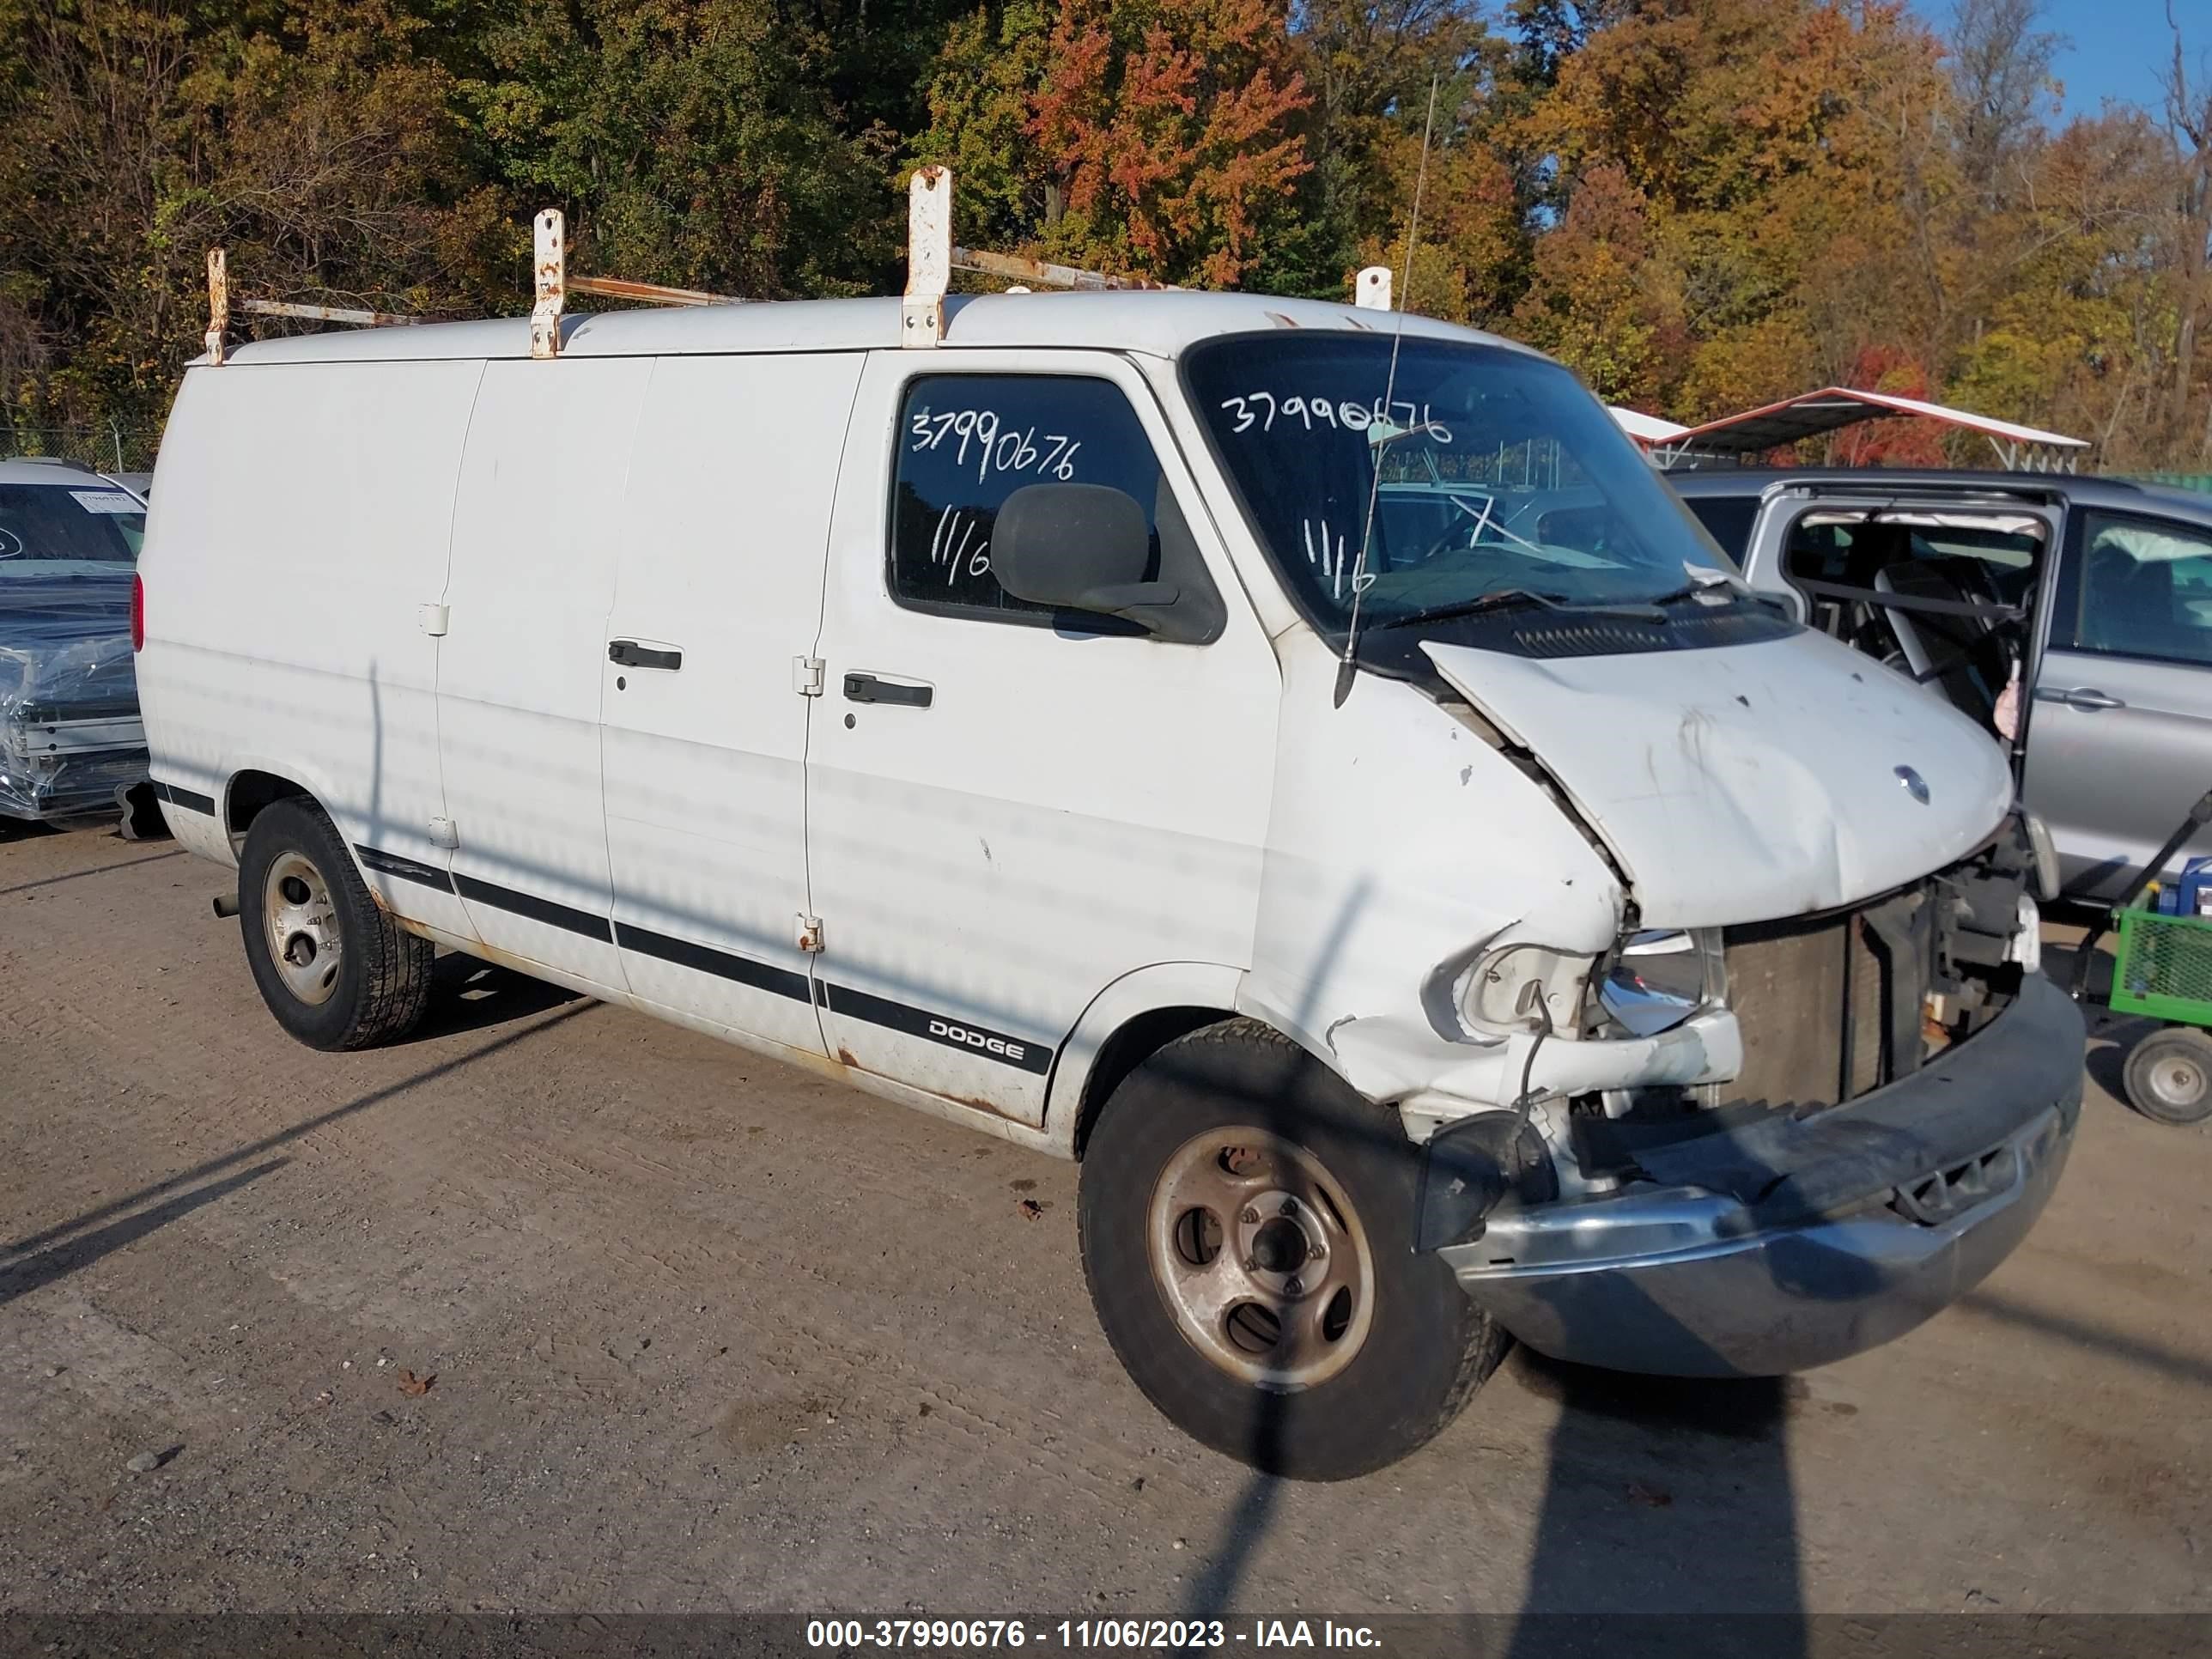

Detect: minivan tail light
[131, 574, 144, 651]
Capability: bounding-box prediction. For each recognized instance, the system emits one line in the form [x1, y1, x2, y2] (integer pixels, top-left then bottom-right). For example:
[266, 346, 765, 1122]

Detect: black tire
[2122, 1025, 2212, 1126]
[238, 798, 432, 1050]
[1078, 1018, 1508, 1480]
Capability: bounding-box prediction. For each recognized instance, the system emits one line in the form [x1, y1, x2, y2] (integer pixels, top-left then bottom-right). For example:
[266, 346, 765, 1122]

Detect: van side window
[890, 375, 1167, 626]
[2057, 511, 2212, 666]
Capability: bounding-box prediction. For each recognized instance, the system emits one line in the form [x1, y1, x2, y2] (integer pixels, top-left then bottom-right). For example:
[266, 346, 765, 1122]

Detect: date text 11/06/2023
[805, 1620, 1383, 1650]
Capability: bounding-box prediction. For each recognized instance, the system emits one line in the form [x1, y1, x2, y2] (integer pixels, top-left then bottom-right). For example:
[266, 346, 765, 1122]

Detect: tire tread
[240, 799, 433, 1050]
[1078, 1016, 1508, 1480]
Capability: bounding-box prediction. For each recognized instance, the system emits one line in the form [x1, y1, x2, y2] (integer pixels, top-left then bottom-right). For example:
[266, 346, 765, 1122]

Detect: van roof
[214, 289, 1528, 368]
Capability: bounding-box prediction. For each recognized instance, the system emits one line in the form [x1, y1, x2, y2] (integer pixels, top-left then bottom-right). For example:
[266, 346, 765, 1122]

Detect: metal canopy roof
[1662, 386, 2087, 466]
[1607, 405, 1692, 444]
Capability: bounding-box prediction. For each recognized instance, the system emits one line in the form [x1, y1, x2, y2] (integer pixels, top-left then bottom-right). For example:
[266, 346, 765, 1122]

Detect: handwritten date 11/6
[1218, 392, 1452, 443]
[909, 408, 1082, 484]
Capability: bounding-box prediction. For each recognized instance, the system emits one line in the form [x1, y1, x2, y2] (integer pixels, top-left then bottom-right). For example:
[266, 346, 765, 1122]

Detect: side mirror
[992, 483, 1180, 630]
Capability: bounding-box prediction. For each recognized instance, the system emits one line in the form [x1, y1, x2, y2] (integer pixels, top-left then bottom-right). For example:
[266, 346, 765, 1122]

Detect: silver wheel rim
[262, 849, 343, 1006]
[1146, 1127, 1376, 1390]
[2148, 1053, 2208, 1112]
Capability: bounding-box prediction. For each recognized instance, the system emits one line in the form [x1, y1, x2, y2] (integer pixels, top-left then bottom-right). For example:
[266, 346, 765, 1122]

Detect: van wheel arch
[225, 769, 313, 849]
[1071, 1006, 1249, 1160]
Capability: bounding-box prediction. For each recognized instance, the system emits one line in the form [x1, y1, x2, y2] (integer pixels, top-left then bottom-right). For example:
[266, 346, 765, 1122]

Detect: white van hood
[1423, 630, 2014, 927]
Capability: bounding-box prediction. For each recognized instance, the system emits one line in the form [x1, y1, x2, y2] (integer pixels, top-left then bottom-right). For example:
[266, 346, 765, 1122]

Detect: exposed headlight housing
[1462, 942, 1595, 1036]
[1599, 928, 1723, 1036]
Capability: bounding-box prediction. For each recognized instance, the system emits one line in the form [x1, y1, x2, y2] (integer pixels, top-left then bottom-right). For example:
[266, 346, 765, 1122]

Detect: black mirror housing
[992, 483, 1152, 611]
[991, 481, 1224, 643]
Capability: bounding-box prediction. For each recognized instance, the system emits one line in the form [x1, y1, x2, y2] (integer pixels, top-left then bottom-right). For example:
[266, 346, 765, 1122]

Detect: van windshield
[0, 483, 144, 580]
[1183, 335, 1732, 636]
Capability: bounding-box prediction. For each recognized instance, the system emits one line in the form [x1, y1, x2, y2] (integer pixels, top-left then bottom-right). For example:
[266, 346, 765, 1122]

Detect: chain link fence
[0, 419, 163, 477]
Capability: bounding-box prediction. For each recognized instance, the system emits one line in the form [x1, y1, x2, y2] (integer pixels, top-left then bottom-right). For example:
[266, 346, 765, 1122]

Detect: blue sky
[1912, 0, 2203, 121]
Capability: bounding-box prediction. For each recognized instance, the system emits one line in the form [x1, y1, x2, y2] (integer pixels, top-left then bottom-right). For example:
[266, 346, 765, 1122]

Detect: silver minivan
[1674, 468, 2212, 903]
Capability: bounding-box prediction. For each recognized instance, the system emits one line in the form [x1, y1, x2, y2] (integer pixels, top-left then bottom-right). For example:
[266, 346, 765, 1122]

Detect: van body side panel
[600, 352, 862, 1054]
[806, 349, 1278, 1124]
[437, 357, 653, 992]
[136, 360, 481, 943]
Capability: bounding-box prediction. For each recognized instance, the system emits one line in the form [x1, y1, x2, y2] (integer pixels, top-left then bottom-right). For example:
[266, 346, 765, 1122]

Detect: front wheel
[2123, 1025, 2212, 1126]
[238, 799, 433, 1050]
[1079, 1019, 1506, 1480]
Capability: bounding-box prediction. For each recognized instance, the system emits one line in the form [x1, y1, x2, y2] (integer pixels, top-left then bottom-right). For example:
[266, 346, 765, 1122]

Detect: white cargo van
[136, 269, 2082, 1478]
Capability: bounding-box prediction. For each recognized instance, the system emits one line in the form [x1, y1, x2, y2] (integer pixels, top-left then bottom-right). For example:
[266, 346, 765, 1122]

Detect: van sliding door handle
[608, 640, 682, 671]
[842, 672, 933, 708]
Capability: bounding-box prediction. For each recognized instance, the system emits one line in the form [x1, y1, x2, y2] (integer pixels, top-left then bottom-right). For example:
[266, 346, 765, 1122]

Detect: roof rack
[208, 169, 1400, 362]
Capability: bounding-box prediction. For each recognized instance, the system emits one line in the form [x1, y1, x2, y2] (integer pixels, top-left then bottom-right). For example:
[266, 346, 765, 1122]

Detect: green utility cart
[2074, 788, 2212, 1126]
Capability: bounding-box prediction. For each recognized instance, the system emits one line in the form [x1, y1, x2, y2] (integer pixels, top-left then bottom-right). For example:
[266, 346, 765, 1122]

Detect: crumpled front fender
[1327, 1008, 1742, 1115]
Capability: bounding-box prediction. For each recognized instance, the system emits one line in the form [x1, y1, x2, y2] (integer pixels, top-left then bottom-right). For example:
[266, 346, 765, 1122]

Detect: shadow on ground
[404, 955, 582, 1044]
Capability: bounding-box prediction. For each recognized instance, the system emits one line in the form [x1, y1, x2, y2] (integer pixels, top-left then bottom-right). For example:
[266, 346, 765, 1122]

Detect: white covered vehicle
[134, 232, 2081, 1477]
[0, 459, 149, 823]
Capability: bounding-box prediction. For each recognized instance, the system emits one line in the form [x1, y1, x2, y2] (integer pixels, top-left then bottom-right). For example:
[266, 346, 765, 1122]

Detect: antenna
[1334, 76, 1439, 709]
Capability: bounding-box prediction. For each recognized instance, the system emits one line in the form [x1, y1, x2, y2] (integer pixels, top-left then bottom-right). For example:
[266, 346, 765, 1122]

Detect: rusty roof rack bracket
[205, 249, 228, 366]
[903, 167, 951, 348]
[532, 209, 565, 360]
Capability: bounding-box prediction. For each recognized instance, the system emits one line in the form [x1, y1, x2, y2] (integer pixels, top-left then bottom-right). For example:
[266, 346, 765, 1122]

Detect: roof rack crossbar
[241, 299, 423, 329]
[950, 246, 1182, 294]
[568, 275, 738, 307]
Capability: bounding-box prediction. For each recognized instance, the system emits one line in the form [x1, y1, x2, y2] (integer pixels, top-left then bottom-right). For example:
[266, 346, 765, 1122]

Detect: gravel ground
[0, 819, 2206, 1617]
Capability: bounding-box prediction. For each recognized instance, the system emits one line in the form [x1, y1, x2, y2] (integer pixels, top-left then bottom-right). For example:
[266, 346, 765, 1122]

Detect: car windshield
[0, 482, 145, 580]
[1184, 335, 1731, 633]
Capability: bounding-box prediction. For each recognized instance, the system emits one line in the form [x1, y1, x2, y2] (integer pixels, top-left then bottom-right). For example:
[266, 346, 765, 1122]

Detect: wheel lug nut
[1239, 1206, 1259, 1224]
[1284, 1275, 1303, 1297]
[1280, 1196, 1298, 1216]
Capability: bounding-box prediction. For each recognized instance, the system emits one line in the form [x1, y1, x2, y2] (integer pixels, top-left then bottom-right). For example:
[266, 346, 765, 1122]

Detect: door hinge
[428, 816, 459, 850]
[793, 656, 824, 696]
[796, 913, 824, 953]
[419, 603, 450, 637]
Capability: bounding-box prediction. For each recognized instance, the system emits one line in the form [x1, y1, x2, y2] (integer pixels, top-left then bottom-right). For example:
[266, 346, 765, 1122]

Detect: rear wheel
[238, 799, 432, 1050]
[1079, 1018, 1506, 1480]
[2123, 1025, 2212, 1126]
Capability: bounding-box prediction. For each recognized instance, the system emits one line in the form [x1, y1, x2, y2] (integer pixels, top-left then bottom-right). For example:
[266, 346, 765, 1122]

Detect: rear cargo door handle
[2038, 685, 2124, 713]
[842, 672, 933, 708]
[608, 640, 682, 671]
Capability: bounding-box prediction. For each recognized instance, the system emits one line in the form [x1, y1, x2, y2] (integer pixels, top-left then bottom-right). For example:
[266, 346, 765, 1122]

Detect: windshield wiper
[1376, 587, 1667, 629]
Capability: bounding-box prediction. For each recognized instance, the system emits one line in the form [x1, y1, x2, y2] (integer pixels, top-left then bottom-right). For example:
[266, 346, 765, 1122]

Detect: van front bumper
[1443, 973, 2083, 1376]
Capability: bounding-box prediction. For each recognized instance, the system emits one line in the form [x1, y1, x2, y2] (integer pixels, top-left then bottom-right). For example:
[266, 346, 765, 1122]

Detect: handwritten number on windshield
[1218, 394, 1449, 443]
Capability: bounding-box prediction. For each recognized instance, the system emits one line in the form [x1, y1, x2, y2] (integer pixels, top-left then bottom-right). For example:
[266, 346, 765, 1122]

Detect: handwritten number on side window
[911, 410, 1079, 481]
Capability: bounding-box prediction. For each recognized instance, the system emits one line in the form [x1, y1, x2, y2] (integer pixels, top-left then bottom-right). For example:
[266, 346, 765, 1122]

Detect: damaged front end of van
[1183, 329, 2081, 1384]
[1350, 817, 2075, 1381]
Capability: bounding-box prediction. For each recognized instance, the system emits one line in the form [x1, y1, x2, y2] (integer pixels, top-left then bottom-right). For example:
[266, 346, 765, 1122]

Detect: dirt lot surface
[1, 819, 2207, 1618]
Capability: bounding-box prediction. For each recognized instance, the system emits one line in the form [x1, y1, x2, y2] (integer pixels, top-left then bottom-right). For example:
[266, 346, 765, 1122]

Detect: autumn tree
[0, 0, 500, 445]
[1948, 0, 2064, 206]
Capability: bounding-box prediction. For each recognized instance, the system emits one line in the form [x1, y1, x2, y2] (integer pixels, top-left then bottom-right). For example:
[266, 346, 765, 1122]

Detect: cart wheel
[2122, 1026, 2212, 1126]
